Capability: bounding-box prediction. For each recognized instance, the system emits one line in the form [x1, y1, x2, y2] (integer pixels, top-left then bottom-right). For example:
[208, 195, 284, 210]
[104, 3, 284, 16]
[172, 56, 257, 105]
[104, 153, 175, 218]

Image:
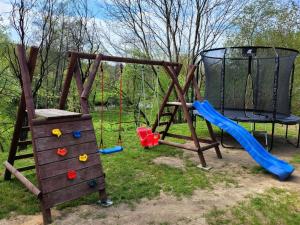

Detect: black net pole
[288, 63, 295, 115]
[220, 48, 227, 115]
[272, 55, 280, 120]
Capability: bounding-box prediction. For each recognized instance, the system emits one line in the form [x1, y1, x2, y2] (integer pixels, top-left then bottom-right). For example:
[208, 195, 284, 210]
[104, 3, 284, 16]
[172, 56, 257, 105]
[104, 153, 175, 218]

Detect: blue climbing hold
[72, 130, 81, 138]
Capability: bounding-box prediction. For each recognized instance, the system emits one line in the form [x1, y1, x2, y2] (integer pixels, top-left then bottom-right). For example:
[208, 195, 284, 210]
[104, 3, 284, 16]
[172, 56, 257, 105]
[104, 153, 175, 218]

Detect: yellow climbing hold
[79, 154, 88, 162]
[52, 128, 62, 138]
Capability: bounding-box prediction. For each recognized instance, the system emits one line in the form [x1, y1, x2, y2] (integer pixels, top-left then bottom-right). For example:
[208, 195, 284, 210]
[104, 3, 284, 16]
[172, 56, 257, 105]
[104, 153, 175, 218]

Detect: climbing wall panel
[31, 115, 105, 209]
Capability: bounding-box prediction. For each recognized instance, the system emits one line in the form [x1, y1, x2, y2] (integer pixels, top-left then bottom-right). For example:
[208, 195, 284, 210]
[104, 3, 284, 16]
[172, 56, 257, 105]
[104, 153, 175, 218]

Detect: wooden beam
[59, 53, 78, 109]
[81, 54, 102, 100]
[68, 52, 180, 66]
[16, 45, 36, 121]
[4, 161, 41, 197]
[159, 140, 198, 151]
[74, 61, 89, 114]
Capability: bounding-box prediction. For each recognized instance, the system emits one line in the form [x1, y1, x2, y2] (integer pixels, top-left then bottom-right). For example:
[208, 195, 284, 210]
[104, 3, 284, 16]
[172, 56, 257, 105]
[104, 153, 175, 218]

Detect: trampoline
[200, 46, 299, 150]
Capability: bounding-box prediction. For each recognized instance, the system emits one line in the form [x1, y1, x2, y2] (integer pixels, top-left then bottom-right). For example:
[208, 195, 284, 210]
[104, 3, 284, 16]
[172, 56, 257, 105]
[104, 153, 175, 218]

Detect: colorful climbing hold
[79, 154, 88, 162]
[57, 148, 68, 156]
[87, 179, 97, 188]
[72, 130, 81, 138]
[67, 170, 77, 180]
[52, 128, 62, 138]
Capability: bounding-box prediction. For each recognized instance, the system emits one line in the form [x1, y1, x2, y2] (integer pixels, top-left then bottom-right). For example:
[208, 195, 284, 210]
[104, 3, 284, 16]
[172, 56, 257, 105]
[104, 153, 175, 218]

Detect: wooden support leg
[41, 205, 52, 225]
[205, 120, 222, 159]
[99, 188, 108, 202]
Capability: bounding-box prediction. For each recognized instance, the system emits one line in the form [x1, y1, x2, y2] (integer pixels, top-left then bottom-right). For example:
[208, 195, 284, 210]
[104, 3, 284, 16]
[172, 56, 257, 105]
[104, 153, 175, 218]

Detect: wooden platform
[166, 102, 193, 108]
[35, 109, 82, 119]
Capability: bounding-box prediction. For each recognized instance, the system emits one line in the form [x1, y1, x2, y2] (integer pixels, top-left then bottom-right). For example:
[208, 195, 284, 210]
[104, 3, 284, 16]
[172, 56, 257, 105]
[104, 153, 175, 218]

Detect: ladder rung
[161, 112, 173, 117]
[158, 122, 169, 126]
[17, 140, 32, 147]
[159, 131, 165, 134]
[21, 126, 30, 131]
[15, 153, 34, 160]
[17, 165, 35, 172]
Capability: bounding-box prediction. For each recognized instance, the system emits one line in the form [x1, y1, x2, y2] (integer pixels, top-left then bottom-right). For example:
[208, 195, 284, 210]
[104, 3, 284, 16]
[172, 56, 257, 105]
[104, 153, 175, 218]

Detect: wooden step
[15, 153, 34, 160]
[35, 109, 82, 119]
[166, 102, 193, 108]
[158, 121, 169, 126]
[21, 126, 30, 131]
[161, 112, 173, 117]
[17, 140, 32, 147]
[17, 165, 35, 172]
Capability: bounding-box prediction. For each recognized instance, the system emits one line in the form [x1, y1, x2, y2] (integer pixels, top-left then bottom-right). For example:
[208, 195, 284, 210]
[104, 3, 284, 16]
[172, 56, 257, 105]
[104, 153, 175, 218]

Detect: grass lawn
[206, 188, 300, 225]
[0, 109, 299, 222]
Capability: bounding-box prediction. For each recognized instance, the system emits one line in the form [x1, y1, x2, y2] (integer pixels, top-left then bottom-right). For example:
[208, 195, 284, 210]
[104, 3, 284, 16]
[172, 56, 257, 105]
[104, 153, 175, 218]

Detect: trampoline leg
[285, 125, 288, 140]
[285, 123, 300, 148]
[269, 123, 275, 151]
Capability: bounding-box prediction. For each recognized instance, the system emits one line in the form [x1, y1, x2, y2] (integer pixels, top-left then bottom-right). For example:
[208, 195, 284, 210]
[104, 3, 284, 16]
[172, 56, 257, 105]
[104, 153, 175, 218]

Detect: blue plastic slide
[193, 100, 294, 180]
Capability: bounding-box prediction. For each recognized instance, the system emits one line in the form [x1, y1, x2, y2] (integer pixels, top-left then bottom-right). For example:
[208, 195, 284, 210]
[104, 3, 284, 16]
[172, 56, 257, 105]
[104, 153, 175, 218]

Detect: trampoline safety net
[201, 47, 299, 121]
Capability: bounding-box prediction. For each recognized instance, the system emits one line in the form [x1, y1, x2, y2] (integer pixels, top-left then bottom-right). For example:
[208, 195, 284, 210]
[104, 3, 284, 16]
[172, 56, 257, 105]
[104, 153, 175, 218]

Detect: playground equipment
[3, 45, 110, 224]
[136, 127, 160, 147]
[98, 63, 123, 154]
[4, 45, 222, 224]
[193, 100, 294, 180]
[80, 54, 222, 168]
[200, 47, 299, 150]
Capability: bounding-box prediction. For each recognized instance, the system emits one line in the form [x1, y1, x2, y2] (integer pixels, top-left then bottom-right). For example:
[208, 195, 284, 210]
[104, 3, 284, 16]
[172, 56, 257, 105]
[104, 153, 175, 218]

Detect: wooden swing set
[3, 45, 221, 224]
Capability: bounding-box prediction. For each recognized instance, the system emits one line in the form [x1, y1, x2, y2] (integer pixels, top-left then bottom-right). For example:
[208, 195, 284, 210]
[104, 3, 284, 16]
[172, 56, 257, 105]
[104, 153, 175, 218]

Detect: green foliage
[206, 188, 300, 225]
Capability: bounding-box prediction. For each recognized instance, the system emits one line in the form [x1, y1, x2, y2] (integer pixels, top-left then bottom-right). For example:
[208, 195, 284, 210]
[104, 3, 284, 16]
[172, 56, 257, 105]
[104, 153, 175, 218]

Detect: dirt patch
[1, 141, 300, 225]
[153, 156, 185, 170]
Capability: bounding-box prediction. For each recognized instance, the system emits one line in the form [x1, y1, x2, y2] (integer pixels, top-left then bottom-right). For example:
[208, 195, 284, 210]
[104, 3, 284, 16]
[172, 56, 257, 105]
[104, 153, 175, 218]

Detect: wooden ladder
[4, 47, 39, 180]
[152, 64, 222, 167]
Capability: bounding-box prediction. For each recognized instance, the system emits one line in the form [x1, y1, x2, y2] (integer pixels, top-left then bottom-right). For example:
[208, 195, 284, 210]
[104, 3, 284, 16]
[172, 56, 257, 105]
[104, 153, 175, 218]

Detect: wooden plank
[165, 133, 215, 144]
[4, 161, 41, 197]
[17, 165, 35, 172]
[32, 114, 91, 126]
[36, 142, 99, 165]
[16, 45, 35, 121]
[166, 102, 193, 108]
[158, 122, 169, 126]
[161, 112, 173, 117]
[74, 62, 89, 114]
[59, 53, 78, 110]
[40, 164, 103, 194]
[39, 153, 100, 179]
[17, 140, 32, 147]
[32, 119, 93, 138]
[35, 109, 81, 119]
[81, 54, 102, 100]
[42, 176, 105, 208]
[34, 130, 96, 151]
[15, 153, 34, 160]
[159, 140, 198, 151]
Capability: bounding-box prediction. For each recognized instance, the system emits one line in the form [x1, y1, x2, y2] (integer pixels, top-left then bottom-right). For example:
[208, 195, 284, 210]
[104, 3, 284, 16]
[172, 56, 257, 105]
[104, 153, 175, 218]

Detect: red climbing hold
[57, 148, 67, 156]
[136, 127, 160, 148]
[67, 170, 77, 180]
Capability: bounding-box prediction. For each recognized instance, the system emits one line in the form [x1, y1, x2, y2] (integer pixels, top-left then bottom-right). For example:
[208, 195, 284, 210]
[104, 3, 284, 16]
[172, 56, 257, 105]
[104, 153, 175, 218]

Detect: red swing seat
[137, 127, 160, 147]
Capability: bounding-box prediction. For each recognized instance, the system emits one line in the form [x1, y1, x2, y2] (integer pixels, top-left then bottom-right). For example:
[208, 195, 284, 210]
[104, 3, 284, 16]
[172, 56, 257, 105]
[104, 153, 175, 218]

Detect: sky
[0, 0, 110, 42]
